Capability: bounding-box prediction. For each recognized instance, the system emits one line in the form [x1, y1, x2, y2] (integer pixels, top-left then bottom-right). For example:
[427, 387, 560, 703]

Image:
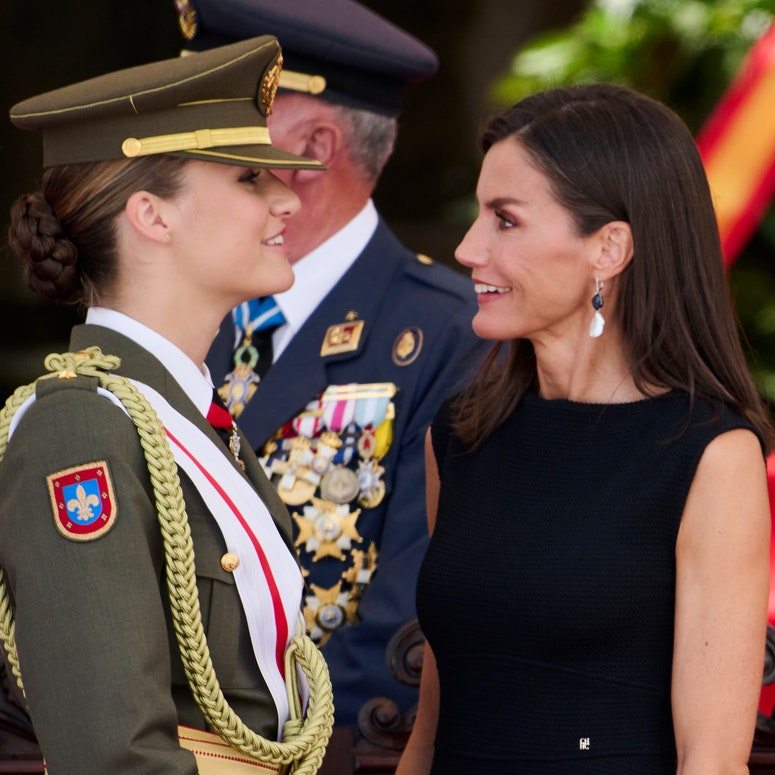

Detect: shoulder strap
[0, 347, 332, 774]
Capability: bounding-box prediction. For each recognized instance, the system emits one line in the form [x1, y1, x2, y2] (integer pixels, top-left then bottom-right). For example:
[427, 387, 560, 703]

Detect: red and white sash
[130, 380, 303, 739]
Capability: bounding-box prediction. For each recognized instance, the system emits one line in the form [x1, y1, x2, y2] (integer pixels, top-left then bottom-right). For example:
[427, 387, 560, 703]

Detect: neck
[533, 327, 644, 404]
[101, 294, 224, 368]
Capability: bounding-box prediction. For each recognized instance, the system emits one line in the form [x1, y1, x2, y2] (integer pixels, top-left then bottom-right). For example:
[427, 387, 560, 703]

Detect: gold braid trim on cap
[279, 70, 327, 95]
[121, 126, 271, 158]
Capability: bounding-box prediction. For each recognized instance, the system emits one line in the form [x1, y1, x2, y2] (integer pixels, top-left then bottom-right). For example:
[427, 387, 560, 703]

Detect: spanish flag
[698, 22, 775, 718]
[696, 21, 775, 266]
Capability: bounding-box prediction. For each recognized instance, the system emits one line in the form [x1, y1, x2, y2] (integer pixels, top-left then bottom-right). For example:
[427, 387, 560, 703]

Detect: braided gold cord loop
[0, 378, 41, 698]
[0, 347, 333, 773]
[0, 567, 22, 698]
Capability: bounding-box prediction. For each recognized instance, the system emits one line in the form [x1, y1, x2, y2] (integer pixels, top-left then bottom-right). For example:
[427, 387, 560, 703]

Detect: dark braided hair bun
[8, 192, 81, 303]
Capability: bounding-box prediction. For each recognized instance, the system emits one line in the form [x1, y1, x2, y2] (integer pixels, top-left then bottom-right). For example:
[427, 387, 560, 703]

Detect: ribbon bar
[321, 383, 397, 401]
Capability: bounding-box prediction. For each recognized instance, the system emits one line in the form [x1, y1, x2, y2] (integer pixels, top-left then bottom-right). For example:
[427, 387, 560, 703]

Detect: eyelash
[240, 169, 261, 184]
[496, 211, 516, 228]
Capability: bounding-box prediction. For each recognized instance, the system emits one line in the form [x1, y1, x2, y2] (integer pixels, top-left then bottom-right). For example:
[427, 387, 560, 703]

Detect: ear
[291, 122, 339, 184]
[592, 221, 634, 280]
[124, 190, 171, 244]
[304, 123, 339, 165]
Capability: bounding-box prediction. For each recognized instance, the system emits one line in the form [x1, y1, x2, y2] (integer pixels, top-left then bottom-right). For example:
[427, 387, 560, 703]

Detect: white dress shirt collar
[85, 307, 214, 418]
[272, 199, 378, 359]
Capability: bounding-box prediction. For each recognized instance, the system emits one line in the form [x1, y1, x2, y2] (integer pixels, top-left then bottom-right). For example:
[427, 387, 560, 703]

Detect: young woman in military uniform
[0, 36, 331, 774]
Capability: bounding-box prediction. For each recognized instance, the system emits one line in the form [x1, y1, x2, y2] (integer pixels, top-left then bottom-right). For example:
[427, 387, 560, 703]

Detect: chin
[472, 315, 515, 342]
[260, 264, 295, 296]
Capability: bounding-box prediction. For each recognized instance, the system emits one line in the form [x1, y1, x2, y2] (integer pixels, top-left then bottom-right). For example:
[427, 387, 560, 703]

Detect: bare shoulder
[697, 425, 763, 471]
[680, 426, 769, 549]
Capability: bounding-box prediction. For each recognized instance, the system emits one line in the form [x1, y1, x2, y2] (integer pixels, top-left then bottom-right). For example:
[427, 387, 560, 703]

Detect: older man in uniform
[175, 0, 486, 732]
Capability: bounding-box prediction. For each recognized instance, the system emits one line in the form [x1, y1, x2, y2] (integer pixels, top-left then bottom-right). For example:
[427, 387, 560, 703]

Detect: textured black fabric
[418, 390, 759, 773]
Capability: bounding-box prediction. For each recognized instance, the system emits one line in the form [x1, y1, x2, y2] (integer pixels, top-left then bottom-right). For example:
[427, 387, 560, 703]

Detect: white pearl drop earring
[589, 277, 605, 338]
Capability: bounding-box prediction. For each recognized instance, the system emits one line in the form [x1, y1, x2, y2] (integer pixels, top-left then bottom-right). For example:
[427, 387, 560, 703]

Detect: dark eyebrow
[484, 197, 524, 210]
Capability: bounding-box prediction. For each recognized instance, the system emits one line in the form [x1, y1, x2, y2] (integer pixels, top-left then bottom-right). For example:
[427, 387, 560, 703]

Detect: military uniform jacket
[0, 324, 298, 774]
[208, 218, 486, 726]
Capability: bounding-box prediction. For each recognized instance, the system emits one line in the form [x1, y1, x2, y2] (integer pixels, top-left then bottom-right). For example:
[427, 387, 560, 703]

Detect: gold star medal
[293, 497, 362, 562]
[303, 581, 359, 644]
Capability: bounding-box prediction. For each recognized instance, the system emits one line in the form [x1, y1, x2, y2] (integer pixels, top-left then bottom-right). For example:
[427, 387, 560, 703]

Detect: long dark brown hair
[454, 83, 773, 452]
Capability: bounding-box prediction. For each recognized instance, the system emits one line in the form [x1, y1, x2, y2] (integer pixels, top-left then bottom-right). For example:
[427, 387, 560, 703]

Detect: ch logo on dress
[46, 461, 117, 541]
[579, 737, 590, 750]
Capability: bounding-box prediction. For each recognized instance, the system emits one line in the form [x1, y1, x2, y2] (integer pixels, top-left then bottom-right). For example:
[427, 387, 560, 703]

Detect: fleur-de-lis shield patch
[46, 461, 117, 541]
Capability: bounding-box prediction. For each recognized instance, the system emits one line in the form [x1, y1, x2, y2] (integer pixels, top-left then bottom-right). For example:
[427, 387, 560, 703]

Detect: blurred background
[1, 0, 774, 407]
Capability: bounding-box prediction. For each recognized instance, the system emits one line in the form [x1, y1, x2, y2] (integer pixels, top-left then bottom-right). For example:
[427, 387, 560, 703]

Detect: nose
[267, 172, 301, 218]
[455, 217, 487, 270]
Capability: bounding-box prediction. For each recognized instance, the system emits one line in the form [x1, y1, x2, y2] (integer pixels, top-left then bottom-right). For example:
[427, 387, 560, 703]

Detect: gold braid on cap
[121, 126, 271, 158]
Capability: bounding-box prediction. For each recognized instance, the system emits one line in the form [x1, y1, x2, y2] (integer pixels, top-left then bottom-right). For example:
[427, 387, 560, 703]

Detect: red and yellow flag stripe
[696, 21, 775, 266]
[694, 22, 775, 715]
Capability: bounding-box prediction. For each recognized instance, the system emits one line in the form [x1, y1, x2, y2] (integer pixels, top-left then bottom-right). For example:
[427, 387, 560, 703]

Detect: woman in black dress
[398, 83, 773, 774]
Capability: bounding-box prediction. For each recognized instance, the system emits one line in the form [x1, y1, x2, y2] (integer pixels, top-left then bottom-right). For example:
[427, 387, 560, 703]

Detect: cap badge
[262, 56, 283, 115]
[174, 0, 199, 41]
[46, 461, 117, 541]
[392, 327, 423, 366]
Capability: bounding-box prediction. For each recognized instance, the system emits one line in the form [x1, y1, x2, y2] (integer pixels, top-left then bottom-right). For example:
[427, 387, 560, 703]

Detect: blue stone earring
[589, 277, 605, 338]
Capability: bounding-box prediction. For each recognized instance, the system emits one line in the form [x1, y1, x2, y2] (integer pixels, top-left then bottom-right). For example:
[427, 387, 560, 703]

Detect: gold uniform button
[220, 552, 239, 572]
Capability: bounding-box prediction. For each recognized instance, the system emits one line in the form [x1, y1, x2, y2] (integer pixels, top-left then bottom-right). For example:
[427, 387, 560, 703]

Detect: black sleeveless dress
[417, 390, 759, 774]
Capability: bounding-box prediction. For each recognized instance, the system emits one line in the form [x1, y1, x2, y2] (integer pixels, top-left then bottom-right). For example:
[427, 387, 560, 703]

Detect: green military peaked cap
[10, 35, 324, 170]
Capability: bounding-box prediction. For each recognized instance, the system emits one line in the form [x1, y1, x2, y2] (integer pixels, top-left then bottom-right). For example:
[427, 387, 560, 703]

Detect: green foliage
[492, 0, 775, 406]
[492, 0, 774, 129]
